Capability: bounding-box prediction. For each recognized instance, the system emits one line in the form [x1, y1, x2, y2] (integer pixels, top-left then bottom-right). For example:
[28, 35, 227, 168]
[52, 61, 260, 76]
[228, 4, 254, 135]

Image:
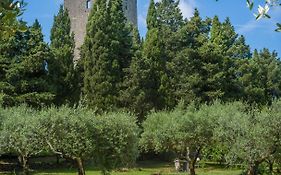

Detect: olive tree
[140, 104, 215, 175]
[0, 105, 44, 174]
[214, 101, 281, 175]
[38, 106, 94, 175]
[93, 112, 139, 175]
[39, 108, 139, 175]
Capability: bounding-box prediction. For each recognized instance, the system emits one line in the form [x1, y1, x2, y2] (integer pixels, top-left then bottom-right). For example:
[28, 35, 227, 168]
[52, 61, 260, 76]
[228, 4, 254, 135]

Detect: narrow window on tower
[86, 0, 92, 9]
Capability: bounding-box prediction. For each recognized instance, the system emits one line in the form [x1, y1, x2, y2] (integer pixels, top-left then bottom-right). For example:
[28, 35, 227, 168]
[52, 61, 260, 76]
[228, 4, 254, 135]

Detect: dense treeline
[1, 0, 281, 175]
[1, 0, 281, 115]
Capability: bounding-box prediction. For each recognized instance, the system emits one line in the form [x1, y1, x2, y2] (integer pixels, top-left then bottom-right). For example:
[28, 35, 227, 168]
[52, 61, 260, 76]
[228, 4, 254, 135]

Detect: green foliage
[50, 5, 76, 105]
[39, 106, 94, 160]
[155, 0, 184, 32]
[81, 0, 132, 111]
[0, 105, 139, 175]
[11, 20, 55, 107]
[238, 49, 281, 105]
[0, 105, 44, 173]
[141, 103, 216, 175]
[0, 20, 55, 107]
[93, 112, 139, 173]
[0, 0, 27, 40]
[213, 101, 281, 175]
[146, 0, 158, 30]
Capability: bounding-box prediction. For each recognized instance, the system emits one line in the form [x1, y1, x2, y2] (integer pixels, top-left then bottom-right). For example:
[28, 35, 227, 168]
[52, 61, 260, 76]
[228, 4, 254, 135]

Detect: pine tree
[7, 20, 55, 107]
[120, 26, 145, 118]
[210, 15, 221, 43]
[239, 49, 281, 105]
[0, 54, 15, 106]
[50, 5, 76, 105]
[227, 35, 251, 59]
[197, 42, 225, 102]
[0, 21, 30, 107]
[155, 0, 184, 32]
[167, 9, 211, 106]
[177, 9, 210, 49]
[210, 16, 238, 55]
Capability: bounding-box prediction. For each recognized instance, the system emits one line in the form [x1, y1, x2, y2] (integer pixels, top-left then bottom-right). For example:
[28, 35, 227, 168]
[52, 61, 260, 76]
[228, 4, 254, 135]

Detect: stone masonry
[64, 0, 138, 61]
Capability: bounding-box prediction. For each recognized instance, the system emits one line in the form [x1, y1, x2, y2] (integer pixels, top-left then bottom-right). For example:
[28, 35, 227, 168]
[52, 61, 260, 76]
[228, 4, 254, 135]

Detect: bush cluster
[140, 101, 281, 175]
[0, 106, 139, 175]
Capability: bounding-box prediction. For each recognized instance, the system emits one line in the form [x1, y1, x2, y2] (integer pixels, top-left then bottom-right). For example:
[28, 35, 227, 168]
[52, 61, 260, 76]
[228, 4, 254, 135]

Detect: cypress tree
[82, 0, 110, 110]
[82, 0, 132, 111]
[50, 5, 76, 105]
[147, 0, 158, 30]
[120, 26, 145, 118]
[121, 0, 168, 118]
[108, 0, 132, 82]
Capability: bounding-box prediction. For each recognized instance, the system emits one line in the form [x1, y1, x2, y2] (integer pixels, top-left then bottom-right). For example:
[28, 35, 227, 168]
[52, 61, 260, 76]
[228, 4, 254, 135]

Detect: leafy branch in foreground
[0, 0, 27, 40]
[216, 0, 281, 32]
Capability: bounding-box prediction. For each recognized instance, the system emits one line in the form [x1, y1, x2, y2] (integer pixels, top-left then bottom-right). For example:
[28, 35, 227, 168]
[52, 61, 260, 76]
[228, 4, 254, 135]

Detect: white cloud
[179, 0, 196, 19]
[154, 0, 196, 19]
[137, 0, 198, 36]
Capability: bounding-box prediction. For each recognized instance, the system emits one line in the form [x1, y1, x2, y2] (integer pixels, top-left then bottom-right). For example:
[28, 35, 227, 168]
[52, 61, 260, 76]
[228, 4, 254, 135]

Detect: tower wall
[64, 0, 138, 61]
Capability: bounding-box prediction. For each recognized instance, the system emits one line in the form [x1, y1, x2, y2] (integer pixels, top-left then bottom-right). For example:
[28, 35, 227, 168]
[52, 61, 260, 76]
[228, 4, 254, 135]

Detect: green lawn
[35, 169, 241, 175]
[33, 161, 242, 175]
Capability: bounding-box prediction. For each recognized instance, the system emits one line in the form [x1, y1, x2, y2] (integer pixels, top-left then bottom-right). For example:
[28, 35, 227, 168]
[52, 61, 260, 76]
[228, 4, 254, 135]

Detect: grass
[34, 168, 241, 175]
[31, 161, 242, 175]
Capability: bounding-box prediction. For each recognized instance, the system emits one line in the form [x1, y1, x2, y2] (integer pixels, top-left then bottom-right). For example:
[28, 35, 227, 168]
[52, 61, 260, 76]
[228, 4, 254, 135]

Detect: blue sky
[21, 0, 281, 55]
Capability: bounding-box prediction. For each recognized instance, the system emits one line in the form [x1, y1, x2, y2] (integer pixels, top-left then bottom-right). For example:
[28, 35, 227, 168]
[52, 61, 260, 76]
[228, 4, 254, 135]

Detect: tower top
[64, 0, 138, 61]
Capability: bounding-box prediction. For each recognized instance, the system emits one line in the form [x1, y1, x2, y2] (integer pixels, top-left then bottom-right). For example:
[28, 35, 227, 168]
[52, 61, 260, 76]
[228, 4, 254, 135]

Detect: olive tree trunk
[189, 160, 196, 175]
[76, 157, 85, 175]
[18, 155, 29, 175]
[186, 147, 201, 175]
[247, 163, 259, 175]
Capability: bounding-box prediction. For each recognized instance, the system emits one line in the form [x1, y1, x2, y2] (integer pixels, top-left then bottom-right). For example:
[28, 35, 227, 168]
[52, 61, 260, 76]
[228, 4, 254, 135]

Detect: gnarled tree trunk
[247, 163, 259, 175]
[76, 157, 85, 175]
[189, 159, 196, 175]
[18, 155, 29, 175]
[186, 147, 201, 175]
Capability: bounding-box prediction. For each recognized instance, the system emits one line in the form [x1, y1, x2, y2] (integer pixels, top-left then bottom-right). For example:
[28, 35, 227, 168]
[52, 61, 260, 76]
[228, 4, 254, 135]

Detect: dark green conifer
[82, 0, 132, 111]
[50, 5, 76, 105]
[239, 49, 281, 105]
[155, 0, 184, 32]
[147, 0, 158, 30]
[8, 20, 55, 107]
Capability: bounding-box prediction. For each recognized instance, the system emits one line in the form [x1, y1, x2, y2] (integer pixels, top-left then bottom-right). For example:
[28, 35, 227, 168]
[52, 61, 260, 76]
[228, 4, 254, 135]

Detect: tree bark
[18, 155, 29, 175]
[76, 157, 85, 175]
[247, 163, 259, 175]
[189, 160, 196, 175]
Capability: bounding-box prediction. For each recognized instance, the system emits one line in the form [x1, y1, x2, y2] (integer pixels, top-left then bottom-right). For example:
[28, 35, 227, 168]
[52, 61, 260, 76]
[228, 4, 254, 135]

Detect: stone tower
[64, 0, 138, 61]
